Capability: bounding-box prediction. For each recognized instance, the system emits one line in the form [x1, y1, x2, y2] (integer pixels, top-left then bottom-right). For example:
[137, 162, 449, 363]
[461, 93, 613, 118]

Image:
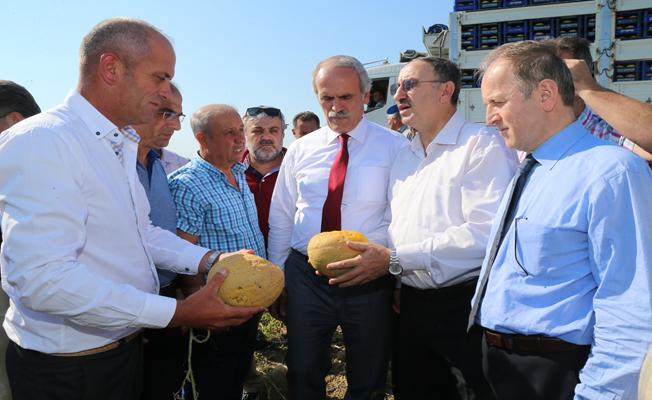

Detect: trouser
[482, 334, 590, 400]
[141, 284, 187, 400]
[188, 313, 261, 400]
[285, 249, 394, 400]
[395, 279, 493, 400]
[0, 290, 11, 400]
[6, 337, 143, 400]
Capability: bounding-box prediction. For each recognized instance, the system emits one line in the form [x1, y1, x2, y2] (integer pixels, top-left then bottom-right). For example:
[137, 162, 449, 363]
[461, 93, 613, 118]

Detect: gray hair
[242, 109, 286, 129]
[79, 17, 166, 80]
[411, 57, 461, 105]
[190, 104, 239, 135]
[312, 55, 371, 94]
[479, 40, 575, 106]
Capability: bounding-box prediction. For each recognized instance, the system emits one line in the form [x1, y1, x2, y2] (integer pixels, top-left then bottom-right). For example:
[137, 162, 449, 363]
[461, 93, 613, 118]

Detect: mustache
[328, 110, 349, 119]
[257, 139, 276, 146]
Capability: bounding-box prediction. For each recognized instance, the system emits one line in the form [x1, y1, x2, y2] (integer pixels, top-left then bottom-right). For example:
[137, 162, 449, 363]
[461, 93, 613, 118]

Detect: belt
[484, 329, 589, 353]
[53, 330, 142, 357]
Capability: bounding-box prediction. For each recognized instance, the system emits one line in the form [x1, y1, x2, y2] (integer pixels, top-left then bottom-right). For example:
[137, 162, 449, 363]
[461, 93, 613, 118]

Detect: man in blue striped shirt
[169, 104, 265, 400]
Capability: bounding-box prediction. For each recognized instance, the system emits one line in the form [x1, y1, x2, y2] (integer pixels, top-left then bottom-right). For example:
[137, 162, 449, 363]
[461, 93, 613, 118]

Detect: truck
[363, 0, 652, 128]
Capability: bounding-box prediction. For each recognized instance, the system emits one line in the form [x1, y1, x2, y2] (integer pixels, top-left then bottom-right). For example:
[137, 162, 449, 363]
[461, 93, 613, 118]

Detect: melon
[207, 253, 284, 307]
[307, 230, 368, 277]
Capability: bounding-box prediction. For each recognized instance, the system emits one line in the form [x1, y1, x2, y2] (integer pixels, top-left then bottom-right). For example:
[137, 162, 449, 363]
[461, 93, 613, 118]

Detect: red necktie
[321, 134, 350, 232]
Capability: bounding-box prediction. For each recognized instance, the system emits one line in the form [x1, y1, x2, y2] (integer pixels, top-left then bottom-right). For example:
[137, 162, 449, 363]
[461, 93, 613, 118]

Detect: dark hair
[0, 80, 41, 118]
[479, 40, 575, 107]
[412, 57, 461, 104]
[292, 111, 320, 127]
[550, 37, 594, 75]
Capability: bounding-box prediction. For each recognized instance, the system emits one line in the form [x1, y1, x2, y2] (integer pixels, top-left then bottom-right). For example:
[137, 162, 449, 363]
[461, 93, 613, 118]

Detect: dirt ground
[248, 313, 395, 400]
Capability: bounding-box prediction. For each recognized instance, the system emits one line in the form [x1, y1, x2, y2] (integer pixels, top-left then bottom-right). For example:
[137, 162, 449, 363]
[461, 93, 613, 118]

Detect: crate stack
[450, 0, 652, 123]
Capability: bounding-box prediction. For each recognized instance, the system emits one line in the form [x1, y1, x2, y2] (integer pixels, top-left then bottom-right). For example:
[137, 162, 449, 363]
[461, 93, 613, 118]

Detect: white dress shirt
[0, 91, 208, 353]
[160, 148, 190, 175]
[388, 111, 517, 289]
[268, 117, 407, 267]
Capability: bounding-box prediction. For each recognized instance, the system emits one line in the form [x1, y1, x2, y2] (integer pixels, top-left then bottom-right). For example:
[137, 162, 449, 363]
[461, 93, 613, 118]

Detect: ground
[248, 313, 395, 400]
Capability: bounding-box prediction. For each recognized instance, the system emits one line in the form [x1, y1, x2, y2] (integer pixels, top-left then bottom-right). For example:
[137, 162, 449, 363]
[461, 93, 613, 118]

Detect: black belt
[484, 329, 589, 353]
[402, 277, 478, 298]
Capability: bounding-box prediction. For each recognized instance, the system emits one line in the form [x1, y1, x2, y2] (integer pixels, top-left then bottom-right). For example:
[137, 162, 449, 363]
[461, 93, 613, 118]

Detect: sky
[2, 0, 452, 157]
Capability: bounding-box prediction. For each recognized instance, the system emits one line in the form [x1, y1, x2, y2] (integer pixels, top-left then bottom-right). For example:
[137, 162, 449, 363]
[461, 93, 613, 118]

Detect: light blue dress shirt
[474, 121, 652, 400]
[168, 155, 266, 259]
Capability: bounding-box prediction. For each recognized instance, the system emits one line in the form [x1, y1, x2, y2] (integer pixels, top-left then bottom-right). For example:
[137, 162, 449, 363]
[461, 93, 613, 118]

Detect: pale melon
[307, 230, 368, 277]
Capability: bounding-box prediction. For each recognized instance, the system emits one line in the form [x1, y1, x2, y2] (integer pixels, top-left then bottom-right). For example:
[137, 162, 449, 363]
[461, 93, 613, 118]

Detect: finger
[346, 241, 371, 251]
[338, 274, 369, 288]
[326, 256, 360, 271]
[206, 268, 228, 291]
[328, 268, 362, 285]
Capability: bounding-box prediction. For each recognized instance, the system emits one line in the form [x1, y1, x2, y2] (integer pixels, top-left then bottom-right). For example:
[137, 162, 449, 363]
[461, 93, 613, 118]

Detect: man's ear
[538, 79, 559, 112]
[97, 52, 124, 87]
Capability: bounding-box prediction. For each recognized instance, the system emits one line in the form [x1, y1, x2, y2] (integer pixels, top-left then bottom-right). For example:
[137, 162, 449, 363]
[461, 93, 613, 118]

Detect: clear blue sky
[2, 0, 452, 157]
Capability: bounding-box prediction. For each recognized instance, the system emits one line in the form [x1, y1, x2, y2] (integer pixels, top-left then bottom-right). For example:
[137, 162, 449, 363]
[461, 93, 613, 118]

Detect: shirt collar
[325, 117, 368, 145]
[408, 110, 465, 158]
[193, 152, 246, 176]
[531, 120, 587, 169]
[65, 91, 121, 141]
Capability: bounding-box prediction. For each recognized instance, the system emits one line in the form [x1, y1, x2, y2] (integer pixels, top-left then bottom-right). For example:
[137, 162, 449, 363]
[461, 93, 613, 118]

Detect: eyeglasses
[396, 79, 446, 92]
[158, 110, 186, 122]
[245, 106, 282, 117]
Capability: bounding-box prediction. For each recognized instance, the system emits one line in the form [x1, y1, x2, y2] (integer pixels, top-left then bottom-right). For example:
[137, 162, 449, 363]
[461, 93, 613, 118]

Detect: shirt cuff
[396, 242, 427, 272]
[138, 292, 178, 328]
[174, 244, 211, 275]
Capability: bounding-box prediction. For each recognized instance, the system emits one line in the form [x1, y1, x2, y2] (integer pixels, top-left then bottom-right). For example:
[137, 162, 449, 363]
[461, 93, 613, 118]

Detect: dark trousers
[141, 285, 187, 400]
[6, 338, 143, 400]
[482, 335, 590, 400]
[285, 249, 394, 400]
[395, 280, 493, 400]
[189, 313, 261, 400]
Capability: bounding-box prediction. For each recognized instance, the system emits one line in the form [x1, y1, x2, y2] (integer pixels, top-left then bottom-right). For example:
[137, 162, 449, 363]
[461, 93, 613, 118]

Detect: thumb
[346, 241, 370, 251]
[206, 268, 228, 292]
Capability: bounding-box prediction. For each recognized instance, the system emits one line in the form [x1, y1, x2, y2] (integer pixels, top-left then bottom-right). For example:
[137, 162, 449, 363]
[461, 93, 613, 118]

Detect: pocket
[513, 218, 587, 276]
[351, 166, 389, 203]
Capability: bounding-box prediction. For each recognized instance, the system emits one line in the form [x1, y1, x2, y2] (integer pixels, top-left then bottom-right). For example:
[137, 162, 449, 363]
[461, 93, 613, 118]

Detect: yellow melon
[307, 230, 368, 277]
[207, 253, 284, 307]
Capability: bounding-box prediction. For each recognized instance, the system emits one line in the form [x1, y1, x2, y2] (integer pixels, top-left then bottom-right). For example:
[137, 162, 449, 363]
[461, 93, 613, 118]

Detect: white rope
[174, 328, 211, 400]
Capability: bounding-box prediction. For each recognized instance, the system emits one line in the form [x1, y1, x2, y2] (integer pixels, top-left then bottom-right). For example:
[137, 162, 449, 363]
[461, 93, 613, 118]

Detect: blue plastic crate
[558, 16, 582, 38]
[503, 21, 528, 43]
[455, 0, 478, 11]
[479, 0, 501, 9]
[461, 25, 479, 50]
[615, 11, 643, 40]
[530, 18, 556, 41]
[613, 61, 641, 82]
[584, 15, 596, 41]
[646, 9, 652, 37]
[504, 0, 529, 7]
[531, 0, 557, 4]
[643, 61, 652, 80]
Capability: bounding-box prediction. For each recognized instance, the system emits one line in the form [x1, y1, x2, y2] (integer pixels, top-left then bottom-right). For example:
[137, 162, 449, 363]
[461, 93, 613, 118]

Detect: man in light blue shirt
[472, 40, 652, 400]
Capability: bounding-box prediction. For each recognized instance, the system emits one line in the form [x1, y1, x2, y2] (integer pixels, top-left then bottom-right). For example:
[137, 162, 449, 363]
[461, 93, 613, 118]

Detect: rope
[174, 328, 211, 400]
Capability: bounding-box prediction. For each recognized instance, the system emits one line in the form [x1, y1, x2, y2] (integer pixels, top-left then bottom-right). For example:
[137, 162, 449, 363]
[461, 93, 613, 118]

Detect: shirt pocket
[350, 166, 389, 203]
[513, 218, 587, 277]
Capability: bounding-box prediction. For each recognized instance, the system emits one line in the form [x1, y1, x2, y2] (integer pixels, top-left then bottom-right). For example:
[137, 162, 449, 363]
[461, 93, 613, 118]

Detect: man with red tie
[268, 55, 407, 400]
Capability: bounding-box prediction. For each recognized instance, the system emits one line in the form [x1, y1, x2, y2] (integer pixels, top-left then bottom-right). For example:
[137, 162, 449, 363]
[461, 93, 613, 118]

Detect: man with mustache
[268, 55, 407, 400]
[242, 106, 287, 246]
[169, 104, 266, 400]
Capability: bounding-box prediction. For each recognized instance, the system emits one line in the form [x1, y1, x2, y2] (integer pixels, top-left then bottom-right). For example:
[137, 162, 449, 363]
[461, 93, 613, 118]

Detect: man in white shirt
[0, 17, 260, 400]
[327, 57, 517, 399]
[268, 55, 407, 400]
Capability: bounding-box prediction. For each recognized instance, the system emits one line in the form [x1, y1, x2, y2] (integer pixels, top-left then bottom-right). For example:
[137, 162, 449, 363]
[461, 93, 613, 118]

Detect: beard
[253, 144, 282, 162]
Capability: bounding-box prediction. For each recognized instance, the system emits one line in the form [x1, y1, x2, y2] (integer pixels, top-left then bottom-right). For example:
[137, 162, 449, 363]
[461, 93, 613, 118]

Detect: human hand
[326, 242, 390, 287]
[563, 59, 601, 95]
[168, 269, 263, 329]
[268, 288, 288, 322]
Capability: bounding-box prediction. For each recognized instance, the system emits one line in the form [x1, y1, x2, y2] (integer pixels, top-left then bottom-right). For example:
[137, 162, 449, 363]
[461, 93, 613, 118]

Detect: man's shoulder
[367, 120, 409, 144]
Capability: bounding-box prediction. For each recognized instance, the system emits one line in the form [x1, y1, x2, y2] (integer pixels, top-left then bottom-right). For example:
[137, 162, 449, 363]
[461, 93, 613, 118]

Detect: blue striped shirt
[168, 155, 266, 258]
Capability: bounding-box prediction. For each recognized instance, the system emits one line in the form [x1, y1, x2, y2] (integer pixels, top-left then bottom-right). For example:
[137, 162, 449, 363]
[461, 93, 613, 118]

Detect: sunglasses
[245, 106, 282, 117]
[397, 78, 446, 92]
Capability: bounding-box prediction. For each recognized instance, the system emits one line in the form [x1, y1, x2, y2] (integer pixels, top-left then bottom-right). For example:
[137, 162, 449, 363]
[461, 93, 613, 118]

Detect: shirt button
[114, 133, 118, 137]
[95, 131, 100, 136]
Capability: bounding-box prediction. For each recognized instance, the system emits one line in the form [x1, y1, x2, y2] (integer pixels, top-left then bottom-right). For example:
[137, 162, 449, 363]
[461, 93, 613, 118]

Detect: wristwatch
[388, 249, 403, 276]
[204, 250, 222, 275]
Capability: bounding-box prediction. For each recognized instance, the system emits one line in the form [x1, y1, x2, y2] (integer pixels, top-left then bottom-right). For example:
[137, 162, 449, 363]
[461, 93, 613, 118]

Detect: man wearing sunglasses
[242, 106, 286, 246]
[268, 55, 407, 400]
[327, 57, 517, 399]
